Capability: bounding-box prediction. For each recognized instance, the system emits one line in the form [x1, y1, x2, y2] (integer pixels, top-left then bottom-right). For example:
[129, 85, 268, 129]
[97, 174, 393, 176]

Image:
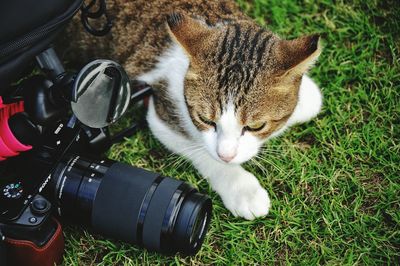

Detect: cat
[64, 0, 322, 220]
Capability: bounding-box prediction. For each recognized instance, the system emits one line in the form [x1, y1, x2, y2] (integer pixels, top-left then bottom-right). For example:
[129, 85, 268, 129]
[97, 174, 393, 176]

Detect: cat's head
[167, 13, 322, 164]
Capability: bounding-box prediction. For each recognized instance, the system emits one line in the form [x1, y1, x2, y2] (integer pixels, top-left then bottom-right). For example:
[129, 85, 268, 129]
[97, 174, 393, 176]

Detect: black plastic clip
[81, 0, 113, 36]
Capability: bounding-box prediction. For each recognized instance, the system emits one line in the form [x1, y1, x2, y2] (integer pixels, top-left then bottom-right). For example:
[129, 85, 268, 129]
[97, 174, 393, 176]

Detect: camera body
[0, 90, 113, 265]
[0, 49, 212, 266]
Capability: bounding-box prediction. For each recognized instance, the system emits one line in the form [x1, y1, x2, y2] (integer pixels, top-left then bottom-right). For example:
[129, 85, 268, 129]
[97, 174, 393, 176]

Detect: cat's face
[184, 75, 300, 164]
[167, 13, 321, 164]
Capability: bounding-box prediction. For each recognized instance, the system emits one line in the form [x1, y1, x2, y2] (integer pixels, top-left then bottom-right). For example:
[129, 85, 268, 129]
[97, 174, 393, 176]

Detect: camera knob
[30, 198, 51, 215]
[2, 182, 23, 199]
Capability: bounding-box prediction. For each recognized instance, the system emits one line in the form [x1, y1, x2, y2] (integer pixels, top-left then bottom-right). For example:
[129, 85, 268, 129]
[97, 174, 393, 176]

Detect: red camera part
[4, 218, 64, 266]
[0, 113, 32, 152]
[0, 97, 33, 161]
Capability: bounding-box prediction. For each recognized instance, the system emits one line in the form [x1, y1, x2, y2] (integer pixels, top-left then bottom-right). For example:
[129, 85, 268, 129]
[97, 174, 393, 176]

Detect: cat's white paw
[221, 172, 271, 220]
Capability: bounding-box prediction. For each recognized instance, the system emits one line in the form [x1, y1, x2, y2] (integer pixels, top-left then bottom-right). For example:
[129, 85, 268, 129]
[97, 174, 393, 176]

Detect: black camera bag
[0, 0, 83, 93]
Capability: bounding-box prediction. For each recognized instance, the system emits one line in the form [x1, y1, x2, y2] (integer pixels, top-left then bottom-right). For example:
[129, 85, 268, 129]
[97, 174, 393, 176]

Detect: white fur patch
[288, 75, 323, 126]
[138, 44, 202, 140]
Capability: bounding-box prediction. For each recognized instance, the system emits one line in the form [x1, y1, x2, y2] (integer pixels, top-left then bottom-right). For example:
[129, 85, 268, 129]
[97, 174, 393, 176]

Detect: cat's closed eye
[198, 114, 216, 128]
[243, 122, 266, 132]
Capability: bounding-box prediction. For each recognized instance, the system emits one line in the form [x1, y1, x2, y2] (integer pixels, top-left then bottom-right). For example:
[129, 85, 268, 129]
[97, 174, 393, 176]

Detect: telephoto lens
[45, 155, 212, 255]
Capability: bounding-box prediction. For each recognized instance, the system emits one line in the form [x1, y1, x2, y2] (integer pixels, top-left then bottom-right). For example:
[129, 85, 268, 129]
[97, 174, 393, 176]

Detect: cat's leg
[147, 99, 270, 220]
[287, 75, 323, 126]
[188, 152, 271, 220]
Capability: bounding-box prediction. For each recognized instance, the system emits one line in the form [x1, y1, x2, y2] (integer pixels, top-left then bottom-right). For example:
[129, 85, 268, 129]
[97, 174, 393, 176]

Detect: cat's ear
[166, 13, 213, 58]
[275, 34, 322, 77]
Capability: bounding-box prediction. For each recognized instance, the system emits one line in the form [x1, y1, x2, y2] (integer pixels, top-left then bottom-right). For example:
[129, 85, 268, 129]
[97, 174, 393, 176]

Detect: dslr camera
[0, 1, 212, 265]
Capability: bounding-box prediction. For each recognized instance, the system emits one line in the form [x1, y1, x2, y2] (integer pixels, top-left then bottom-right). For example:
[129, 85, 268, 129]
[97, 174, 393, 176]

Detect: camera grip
[4, 217, 64, 266]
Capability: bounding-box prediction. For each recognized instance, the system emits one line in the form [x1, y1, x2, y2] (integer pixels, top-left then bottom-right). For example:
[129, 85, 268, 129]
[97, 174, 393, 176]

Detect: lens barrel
[47, 155, 212, 255]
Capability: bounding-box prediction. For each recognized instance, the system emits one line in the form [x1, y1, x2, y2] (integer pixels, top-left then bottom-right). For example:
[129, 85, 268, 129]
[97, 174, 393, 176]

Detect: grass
[62, 0, 400, 265]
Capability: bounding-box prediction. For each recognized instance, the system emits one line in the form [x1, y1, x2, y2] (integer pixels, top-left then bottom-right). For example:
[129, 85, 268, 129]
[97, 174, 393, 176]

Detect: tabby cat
[65, 0, 322, 220]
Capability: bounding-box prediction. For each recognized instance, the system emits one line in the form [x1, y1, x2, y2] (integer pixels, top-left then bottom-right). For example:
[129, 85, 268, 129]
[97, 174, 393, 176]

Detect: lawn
[63, 0, 399, 265]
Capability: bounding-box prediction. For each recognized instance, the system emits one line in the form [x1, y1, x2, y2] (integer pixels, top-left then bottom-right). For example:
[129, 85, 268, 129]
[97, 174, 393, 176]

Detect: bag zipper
[0, 0, 82, 59]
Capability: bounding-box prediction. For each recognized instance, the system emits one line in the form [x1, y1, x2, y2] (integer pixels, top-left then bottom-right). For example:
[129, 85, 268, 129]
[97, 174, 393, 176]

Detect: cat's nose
[218, 152, 236, 163]
[217, 141, 238, 162]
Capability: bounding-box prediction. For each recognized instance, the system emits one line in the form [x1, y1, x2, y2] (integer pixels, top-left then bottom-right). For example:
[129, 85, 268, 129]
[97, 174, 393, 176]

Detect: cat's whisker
[250, 158, 269, 176]
[173, 142, 202, 151]
[172, 149, 208, 171]
[259, 146, 282, 151]
[168, 156, 191, 170]
[174, 158, 189, 170]
[165, 144, 203, 159]
[259, 146, 282, 153]
[258, 150, 281, 156]
[165, 146, 206, 170]
[258, 150, 284, 157]
[258, 152, 282, 158]
[179, 146, 206, 157]
[254, 154, 285, 175]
